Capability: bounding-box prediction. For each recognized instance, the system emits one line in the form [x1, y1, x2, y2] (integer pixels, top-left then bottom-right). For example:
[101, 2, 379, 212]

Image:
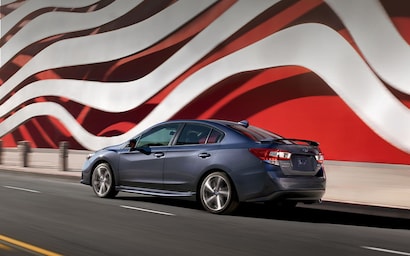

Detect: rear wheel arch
[197, 169, 239, 214]
[196, 169, 232, 198]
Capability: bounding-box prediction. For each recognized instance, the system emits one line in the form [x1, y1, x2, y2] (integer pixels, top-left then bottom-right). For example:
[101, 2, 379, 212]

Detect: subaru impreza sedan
[81, 119, 326, 214]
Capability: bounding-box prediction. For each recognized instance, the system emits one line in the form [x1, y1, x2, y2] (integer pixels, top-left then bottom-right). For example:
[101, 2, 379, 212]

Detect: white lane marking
[362, 246, 410, 256]
[120, 205, 175, 216]
[3, 186, 40, 194]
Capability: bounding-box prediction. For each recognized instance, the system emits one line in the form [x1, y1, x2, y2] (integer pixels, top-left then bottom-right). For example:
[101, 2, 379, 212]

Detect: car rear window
[229, 124, 283, 142]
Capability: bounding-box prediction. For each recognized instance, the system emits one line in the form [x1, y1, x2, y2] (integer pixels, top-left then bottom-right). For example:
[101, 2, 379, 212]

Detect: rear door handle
[198, 153, 211, 158]
[154, 152, 165, 158]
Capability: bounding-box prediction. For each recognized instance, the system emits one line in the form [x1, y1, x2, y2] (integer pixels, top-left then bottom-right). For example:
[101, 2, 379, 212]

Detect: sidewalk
[0, 148, 409, 210]
[0, 148, 86, 179]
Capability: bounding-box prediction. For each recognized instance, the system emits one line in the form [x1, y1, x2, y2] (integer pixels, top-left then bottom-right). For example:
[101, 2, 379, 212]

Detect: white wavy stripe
[325, 0, 410, 95]
[0, 102, 131, 150]
[1, 0, 100, 37]
[0, 0, 278, 116]
[137, 23, 410, 154]
[0, 0, 218, 100]
[1, 0, 143, 66]
[2, 24, 409, 152]
[0, 0, 284, 150]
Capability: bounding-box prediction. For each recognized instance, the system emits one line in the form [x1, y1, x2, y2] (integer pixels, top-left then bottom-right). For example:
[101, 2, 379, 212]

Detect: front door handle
[198, 153, 211, 158]
[154, 152, 165, 158]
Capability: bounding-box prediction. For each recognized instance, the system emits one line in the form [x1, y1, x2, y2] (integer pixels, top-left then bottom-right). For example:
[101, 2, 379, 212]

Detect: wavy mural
[0, 0, 409, 164]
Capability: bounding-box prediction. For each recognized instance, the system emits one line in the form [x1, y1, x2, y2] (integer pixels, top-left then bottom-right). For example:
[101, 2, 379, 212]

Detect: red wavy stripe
[392, 17, 410, 45]
[251, 96, 410, 165]
[172, 70, 409, 164]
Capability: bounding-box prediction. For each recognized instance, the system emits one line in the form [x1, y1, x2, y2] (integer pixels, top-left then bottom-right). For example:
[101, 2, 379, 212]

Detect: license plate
[291, 155, 315, 171]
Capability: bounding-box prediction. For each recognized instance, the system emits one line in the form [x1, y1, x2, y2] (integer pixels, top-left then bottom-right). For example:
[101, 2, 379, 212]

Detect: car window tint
[137, 124, 179, 147]
[176, 124, 212, 145]
[207, 129, 223, 144]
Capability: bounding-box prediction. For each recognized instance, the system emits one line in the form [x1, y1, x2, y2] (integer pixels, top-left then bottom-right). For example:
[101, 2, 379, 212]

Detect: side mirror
[127, 139, 137, 148]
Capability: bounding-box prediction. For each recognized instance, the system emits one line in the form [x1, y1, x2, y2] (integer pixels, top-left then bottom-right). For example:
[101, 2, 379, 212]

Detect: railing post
[59, 141, 69, 171]
[18, 141, 31, 167]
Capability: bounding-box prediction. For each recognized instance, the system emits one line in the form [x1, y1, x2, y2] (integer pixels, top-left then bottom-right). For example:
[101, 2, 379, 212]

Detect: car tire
[200, 172, 239, 214]
[91, 162, 118, 198]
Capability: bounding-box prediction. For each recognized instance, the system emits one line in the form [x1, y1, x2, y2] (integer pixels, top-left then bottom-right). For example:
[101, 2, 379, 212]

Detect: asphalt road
[0, 171, 409, 256]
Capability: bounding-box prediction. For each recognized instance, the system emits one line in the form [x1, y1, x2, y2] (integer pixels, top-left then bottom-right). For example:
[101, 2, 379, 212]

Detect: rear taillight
[249, 148, 291, 165]
[315, 153, 324, 164]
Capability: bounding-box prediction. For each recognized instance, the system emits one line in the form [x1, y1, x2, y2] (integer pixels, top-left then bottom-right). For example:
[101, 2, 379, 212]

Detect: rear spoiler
[261, 138, 320, 147]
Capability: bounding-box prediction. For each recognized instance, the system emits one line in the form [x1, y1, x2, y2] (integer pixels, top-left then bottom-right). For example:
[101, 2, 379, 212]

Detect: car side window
[176, 124, 213, 145]
[136, 124, 179, 147]
[207, 129, 223, 144]
[176, 124, 224, 145]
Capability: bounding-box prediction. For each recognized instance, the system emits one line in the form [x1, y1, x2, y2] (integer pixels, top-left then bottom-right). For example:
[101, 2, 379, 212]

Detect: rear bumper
[240, 174, 326, 203]
[276, 176, 326, 190]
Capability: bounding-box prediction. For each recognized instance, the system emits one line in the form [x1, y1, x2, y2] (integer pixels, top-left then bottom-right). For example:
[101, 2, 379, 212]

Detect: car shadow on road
[115, 195, 410, 230]
[235, 202, 410, 230]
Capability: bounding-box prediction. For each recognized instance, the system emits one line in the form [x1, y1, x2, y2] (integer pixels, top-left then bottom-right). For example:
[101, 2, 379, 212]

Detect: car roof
[165, 119, 238, 126]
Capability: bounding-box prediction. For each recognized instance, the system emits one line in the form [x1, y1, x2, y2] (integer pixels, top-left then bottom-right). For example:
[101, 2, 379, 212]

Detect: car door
[163, 123, 224, 193]
[118, 123, 180, 189]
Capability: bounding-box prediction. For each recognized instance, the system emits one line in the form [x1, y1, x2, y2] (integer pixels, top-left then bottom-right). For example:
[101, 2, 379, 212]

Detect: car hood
[99, 144, 124, 153]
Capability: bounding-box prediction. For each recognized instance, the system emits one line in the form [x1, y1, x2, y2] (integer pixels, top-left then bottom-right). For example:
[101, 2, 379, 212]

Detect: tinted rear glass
[229, 124, 283, 142]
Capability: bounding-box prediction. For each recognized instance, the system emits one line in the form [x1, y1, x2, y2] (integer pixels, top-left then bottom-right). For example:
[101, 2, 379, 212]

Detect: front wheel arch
[91, 162, 118, 198]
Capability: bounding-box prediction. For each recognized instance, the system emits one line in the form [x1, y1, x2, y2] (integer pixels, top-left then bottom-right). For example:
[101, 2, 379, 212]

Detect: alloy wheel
[92, 163, 116, 198]
[200, 172, 237, 214]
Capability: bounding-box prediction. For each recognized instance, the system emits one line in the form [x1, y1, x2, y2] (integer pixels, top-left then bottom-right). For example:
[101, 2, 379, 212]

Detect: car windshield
[229, 124, 283, 142]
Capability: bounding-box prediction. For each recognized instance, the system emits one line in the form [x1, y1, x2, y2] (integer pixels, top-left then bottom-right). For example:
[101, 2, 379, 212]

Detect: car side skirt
[116, 185, 195, 197]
